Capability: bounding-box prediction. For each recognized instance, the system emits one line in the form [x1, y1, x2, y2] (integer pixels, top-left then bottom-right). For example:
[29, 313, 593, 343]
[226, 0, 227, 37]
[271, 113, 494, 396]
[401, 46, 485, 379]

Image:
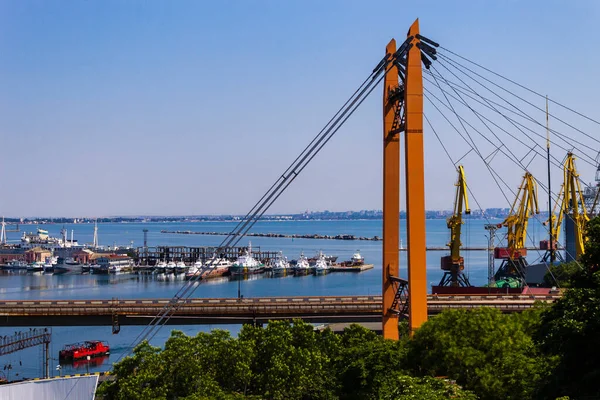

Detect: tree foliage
[98, 321, 474, 400]
[534, 216, 600, 399]
[97, 217, 600, 400]
[542, 261, 581, 288]
[407, 307, 550, 400]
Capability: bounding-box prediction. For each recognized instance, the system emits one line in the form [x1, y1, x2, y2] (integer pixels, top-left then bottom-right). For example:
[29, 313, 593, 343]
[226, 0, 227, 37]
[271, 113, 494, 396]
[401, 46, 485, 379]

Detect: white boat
[314, 251, 330, 275]
[166, 261, 176, 274]
[42, 256, 58, 273]
[185, 260, 203, 280]
[5, 260, 28, 270]
[175, 261, 188, 274]
[109, 264, 123, 273]
[270, 252, 290, 274]
[351, 250, 365, 265]
[154, 260, 167, 274]
[27, 262, 44, 272]
[230, 243, 264, 275]
[294, 252, 311, 274]
[203, 256, 232, 278]
[65, 257, 79, 266]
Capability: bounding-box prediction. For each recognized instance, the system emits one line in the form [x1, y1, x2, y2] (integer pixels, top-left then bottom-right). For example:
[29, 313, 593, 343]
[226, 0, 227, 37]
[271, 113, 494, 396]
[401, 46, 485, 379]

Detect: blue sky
[1, 1, 599, 217]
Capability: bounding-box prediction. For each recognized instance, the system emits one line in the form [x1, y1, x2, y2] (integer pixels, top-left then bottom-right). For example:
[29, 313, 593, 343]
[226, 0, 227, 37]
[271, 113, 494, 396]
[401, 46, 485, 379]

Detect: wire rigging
[437, 51, 600, 148]
[120, 36, 420, 359]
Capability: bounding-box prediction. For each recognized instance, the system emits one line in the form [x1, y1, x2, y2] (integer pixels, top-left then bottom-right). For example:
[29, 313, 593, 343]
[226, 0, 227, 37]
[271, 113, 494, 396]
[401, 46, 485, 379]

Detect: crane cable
[120, 35, 422, 359]
[437, 49, 600, 145]
[423, 76, 585, 280]
[430, 56, 600, 168]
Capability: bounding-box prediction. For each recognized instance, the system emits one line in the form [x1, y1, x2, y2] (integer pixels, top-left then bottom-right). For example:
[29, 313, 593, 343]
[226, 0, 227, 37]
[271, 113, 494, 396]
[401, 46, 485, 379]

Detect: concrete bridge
[0, 294, 558, 327]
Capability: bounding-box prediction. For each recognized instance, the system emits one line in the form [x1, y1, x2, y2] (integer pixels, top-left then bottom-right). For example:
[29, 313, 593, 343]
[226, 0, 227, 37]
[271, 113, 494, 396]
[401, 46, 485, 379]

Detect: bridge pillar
[404, 19, 428, 334]
[382, 38, 401, 340]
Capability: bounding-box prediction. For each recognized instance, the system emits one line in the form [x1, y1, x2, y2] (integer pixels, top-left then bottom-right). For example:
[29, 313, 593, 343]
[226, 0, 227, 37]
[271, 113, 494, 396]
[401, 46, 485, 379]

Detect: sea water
[0, 218, 554, 378]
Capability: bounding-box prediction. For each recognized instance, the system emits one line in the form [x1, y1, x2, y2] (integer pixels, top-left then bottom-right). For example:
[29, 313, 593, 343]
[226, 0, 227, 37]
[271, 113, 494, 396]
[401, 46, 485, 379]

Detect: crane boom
[563, 153, 589, 258]
[448, 165, 470, 261]
[493, 172, 539, 288]
[439, 165, 472, 287]
[504, 172, 539, 256]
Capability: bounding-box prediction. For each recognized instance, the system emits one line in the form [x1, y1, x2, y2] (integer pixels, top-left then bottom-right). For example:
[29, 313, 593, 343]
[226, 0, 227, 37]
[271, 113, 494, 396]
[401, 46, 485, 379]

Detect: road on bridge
[0, 294, 558, 327]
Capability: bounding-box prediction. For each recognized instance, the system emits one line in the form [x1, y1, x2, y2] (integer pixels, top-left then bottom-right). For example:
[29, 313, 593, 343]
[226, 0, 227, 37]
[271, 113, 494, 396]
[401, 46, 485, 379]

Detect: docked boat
[294, 252, 311, 275]
[91, 264, 108, 274]
[42, 256, 58, 273]
[350, 250, 364, 265]
[166, 261, 176, 274]
[175, 261, 188, 274]
[108, 264, 123, 273]
[27, 261, 44, 272]
[270, 251, 290, 274]
[65, 257, 79, 266]
[202, 256, 232, 279]
[154, 260, 167, 274]
[308, 254, 338, 265]
[59, 340, 110, 361]
[339, 250, 365, 267]
[81, 264, 91, 273]
[313, 252, 331, 275]
[185, 260, 203, 280]
[4, 260, 28, 270]
[229, 243, 264, 275]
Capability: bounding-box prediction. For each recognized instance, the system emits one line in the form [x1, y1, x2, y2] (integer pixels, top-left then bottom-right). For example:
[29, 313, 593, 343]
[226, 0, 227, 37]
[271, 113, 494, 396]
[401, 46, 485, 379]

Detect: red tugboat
[59, 340, 110, 361]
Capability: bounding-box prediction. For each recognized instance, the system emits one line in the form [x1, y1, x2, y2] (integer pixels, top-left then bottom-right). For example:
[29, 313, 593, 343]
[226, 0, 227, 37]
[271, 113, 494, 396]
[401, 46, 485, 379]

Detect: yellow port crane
[542, 153, 589, 261]
[493, 172, 539, 288]
[439, 165, 472, 287]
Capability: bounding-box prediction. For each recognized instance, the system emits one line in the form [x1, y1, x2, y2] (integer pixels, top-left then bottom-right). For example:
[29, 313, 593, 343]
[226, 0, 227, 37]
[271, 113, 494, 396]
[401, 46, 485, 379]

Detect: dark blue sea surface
[0, 219, 554, 379]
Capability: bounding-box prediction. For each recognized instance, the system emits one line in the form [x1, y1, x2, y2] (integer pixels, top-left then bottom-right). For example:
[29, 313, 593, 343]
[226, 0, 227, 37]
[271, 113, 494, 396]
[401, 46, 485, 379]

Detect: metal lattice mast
[0, 328, 52, 379]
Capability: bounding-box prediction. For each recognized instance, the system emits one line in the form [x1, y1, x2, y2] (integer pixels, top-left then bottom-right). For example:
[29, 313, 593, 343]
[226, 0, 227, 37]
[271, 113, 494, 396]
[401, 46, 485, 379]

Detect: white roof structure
[0, 375, 98, 400]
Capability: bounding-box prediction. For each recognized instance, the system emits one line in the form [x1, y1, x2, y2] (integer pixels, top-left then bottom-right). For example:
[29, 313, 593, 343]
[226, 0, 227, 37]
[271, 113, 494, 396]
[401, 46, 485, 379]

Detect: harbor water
[0, 218, 554, 379]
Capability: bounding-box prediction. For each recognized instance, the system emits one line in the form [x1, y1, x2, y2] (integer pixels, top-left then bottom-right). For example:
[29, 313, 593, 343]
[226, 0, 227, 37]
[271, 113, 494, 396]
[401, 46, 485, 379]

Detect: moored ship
[313, 252, 330, 275]
[230, 243, 264, 275]
[270, 251, 290, 275]
[59, 340, 110, 361]
[293, 252, 311, 275]
[202, 256, 232, 279]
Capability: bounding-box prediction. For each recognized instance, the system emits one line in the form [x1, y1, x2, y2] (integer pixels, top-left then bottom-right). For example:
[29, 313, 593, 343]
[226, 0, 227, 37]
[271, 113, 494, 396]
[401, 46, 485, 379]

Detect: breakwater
[160, 230, 381, 241]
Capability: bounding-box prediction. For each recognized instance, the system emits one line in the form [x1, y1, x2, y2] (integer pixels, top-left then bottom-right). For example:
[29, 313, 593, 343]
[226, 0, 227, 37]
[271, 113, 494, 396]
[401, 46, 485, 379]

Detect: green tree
[238, 320, 337, 400]
[535, 217, 600, 398]
[408, 308, 549, 400]
[379, 375, 478, 400]
[542, 261, 581, 288]
[335, 324, 408, 400]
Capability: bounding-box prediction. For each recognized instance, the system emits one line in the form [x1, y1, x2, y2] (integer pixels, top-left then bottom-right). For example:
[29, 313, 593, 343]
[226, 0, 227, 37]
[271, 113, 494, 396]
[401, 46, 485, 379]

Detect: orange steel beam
[382, 39, 401, 340]
[404, 19, 428, 334]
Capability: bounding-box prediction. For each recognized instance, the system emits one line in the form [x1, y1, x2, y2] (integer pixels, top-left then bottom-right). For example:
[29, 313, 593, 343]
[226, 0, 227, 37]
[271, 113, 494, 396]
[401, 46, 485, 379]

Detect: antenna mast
[546, 96, 555, 263]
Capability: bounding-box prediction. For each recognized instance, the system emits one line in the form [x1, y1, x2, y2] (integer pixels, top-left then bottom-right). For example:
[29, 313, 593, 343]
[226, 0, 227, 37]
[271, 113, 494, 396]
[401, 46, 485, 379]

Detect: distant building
[95, 255, 132, 268]
[25, 247, 52, 263]
[0, 248, 26, 264]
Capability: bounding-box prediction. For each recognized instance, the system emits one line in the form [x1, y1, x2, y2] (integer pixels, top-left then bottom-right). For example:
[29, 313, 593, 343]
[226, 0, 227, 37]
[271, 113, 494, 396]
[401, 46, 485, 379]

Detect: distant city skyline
[1, 1, 599, 216]
[2, 207, 522, 222]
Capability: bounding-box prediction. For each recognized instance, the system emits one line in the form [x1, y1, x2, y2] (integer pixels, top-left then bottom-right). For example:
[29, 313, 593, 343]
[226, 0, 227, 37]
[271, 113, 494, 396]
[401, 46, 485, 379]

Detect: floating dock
[330, 264, 374, 272]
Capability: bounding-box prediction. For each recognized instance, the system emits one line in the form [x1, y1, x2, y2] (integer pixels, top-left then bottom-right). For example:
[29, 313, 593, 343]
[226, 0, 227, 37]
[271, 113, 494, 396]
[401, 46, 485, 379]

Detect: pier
[136, 245, 280, 265]
[0, 294, 558, 327]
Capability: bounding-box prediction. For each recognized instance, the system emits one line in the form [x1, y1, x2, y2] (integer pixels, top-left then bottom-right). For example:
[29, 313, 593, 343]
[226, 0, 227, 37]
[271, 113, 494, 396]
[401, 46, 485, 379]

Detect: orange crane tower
[382, 19, 428, 339]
